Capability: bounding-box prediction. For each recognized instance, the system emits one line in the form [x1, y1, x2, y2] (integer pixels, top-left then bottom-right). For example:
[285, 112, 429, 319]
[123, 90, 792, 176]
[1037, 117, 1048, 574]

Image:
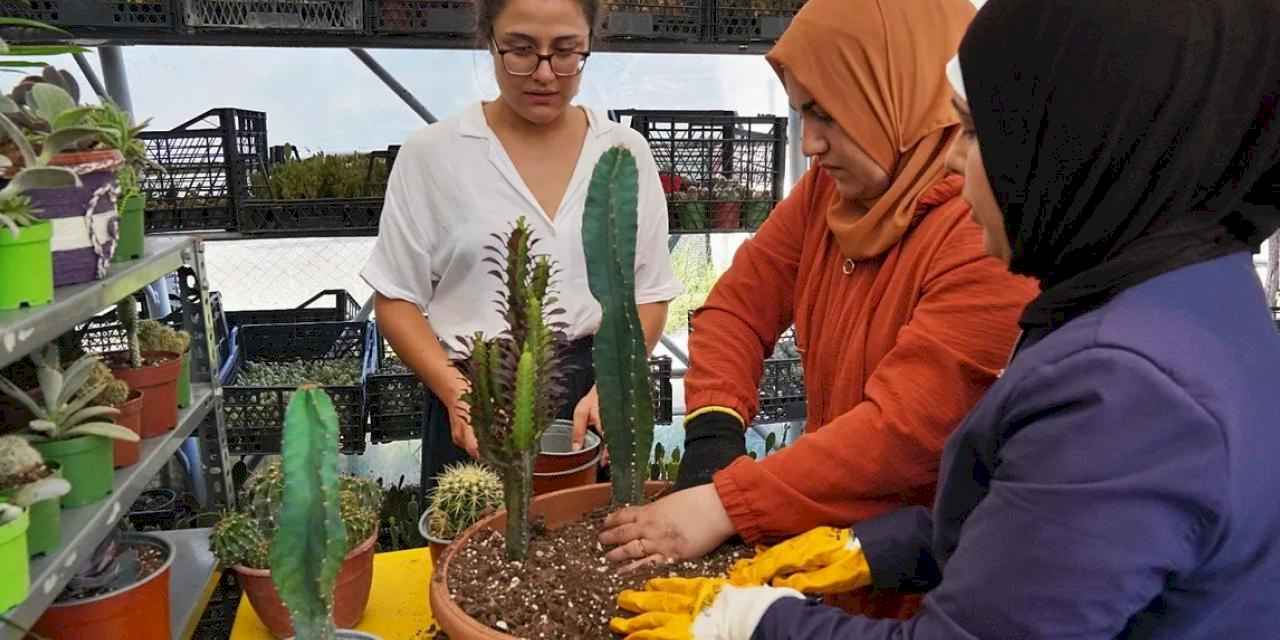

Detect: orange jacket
[687, 169, 1037, 545]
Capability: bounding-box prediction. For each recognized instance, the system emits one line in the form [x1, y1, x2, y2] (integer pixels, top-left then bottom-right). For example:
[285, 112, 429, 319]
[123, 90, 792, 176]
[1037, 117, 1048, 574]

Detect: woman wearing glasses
[362, 0, 680, 489]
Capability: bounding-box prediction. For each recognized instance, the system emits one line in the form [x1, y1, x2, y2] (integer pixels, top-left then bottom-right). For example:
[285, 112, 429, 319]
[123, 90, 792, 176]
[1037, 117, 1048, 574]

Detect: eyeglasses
[492, 39, 591, 77]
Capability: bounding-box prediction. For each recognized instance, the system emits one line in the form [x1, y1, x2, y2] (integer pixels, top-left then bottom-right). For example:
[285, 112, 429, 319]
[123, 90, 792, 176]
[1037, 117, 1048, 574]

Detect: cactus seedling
[137, 319, 191, 356]
[455, 216, 572, 561]
[582, 146, 657, 506]
[116, 297, 143, 369]
[426, 462, 504, 540]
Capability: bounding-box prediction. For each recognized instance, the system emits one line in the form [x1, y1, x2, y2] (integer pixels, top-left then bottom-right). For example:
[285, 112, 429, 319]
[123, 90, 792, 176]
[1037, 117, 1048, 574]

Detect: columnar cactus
[270, 385, 347, 640]
[456, 217, 571, 561]
[581, 146, 657, 505]
[427, 462, 504, 540]
[116, 297, 143, 369]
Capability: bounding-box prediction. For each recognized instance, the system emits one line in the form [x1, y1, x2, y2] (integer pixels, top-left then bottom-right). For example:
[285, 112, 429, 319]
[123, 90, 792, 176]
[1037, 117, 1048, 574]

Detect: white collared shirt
[361, 102, 682, 354]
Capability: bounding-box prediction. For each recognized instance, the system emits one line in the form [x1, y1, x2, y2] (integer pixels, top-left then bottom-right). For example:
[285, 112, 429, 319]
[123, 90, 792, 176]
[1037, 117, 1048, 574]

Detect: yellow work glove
[727, 526, 871, 595]
[611, 577, 726, 640]
[611, 577, 804, 640]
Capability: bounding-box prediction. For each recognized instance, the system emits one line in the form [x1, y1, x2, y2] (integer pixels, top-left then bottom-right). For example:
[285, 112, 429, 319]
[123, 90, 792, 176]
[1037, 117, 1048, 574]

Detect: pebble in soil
[446, 509, 750, 639]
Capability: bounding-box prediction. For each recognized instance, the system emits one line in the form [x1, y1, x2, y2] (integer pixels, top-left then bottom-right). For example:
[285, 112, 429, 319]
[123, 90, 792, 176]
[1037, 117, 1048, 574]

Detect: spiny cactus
[210, 510, 271, 569]
[454, 217, 572, 561]
[270, 385, 346, 640]
[236, 358, 363, 387]
[137, 319, 191, 355]
[0, 435, 46, 490]
[582, 146, 657, 505]
[427, 462, 503, 540]
[86, 360, 129, 409]
[116, 297, 143, 369]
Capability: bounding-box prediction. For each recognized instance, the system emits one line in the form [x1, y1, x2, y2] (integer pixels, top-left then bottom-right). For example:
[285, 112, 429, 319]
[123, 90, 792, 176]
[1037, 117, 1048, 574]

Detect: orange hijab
[767, 0, 975, 260]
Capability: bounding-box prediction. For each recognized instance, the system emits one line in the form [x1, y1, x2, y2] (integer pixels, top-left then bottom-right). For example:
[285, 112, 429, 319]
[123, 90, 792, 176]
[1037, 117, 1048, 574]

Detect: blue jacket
[754, 253, 1280, 639]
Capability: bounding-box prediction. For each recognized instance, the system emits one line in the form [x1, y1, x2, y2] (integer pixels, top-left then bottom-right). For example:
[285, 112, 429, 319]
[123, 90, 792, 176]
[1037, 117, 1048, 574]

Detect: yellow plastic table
[230, 547, 436, 639]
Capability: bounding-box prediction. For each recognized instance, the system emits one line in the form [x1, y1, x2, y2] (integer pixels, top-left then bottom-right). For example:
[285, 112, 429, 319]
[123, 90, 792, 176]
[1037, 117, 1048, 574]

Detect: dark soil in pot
[445, 508, 750, 639]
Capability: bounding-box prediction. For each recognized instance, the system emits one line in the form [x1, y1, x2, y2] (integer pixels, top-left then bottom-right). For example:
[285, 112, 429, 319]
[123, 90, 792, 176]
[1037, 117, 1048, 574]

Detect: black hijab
[959, 0, 1280, 331]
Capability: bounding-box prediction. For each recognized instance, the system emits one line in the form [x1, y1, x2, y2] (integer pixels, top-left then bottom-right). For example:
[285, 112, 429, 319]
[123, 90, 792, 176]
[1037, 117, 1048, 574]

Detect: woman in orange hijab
[600, 0, 1036, 619]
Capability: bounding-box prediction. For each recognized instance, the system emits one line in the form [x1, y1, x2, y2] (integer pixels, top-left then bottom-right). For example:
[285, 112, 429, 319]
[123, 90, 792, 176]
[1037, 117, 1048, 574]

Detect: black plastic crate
[0, 0, 175, 28]
[237, 197, 383, 235]
[369, 0, 474, 35]
[225, 289, 360, 329]
[599, 0, 703, 41]
[140, 108, 267, 233]
[649, 355, 673, 424]
[711, 0, 803, 43]
[687, 310, 804, 421]
[183, 0, 364, 30]
[222, 321, 376, 455]
[614, 110, 786, 233]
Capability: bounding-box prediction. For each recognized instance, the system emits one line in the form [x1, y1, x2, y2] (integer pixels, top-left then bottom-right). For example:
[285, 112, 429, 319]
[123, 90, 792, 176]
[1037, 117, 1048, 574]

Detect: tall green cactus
[116, 297, 143, 369]
[582, 146, 657, 505]
[269, 385, 346, 640]
[456, 217, 571, 560]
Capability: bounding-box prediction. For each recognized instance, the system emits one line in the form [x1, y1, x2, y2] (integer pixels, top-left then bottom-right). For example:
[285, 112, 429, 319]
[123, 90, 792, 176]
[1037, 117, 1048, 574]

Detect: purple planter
[26, 151, 123, 288]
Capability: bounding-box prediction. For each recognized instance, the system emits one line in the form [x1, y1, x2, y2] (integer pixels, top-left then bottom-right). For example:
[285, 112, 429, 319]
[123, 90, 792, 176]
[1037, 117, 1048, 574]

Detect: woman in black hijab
[608, 1, 1280, 638]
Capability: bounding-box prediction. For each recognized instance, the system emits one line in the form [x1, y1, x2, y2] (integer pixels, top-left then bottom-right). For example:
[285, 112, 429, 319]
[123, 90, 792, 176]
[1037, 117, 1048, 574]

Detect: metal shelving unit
[0, 237, 231, 637]
[154, 527, 218, 640]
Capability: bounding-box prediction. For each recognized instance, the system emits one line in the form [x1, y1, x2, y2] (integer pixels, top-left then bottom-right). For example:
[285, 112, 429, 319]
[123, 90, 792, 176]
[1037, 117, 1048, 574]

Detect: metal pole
[787, 107, 806, 188]
[71, 52, 109, 102]
[349, 48, 437, 124]
[97, 46, 135, 114]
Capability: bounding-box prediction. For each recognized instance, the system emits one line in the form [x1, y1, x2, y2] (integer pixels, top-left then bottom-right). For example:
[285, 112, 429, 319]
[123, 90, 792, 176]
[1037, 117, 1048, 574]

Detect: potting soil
[446, 509, 750, 639]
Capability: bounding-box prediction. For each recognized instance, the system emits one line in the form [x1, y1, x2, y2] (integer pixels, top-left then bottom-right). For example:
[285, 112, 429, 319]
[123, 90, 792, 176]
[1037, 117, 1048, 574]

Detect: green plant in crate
[426, 462, 503, 541]
[582, 146, 657, 505]
[669, 188, 708, 231]
[455, 216, 572, 560]
[252, 151, 388, 200]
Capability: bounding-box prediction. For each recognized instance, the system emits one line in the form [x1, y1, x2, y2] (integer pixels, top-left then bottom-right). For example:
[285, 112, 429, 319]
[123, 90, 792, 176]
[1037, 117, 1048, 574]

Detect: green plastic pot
[0, 220, 54, 311]
[112, 192, 145, 263]
[0, 508, 30, 612]
[176, 351, 191, 409]
[32, 436, 113, 508]
[0, 462, 63, 558]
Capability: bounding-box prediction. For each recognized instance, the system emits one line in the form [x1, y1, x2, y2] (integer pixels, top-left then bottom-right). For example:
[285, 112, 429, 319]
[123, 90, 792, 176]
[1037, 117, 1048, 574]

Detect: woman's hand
[445, 376, 479, 458]
[571, 385, 601, 451]
[599, 484, 736, 570]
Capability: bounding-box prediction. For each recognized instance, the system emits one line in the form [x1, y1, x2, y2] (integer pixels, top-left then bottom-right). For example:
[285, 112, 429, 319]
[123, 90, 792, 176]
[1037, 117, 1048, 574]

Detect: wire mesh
[0, 0, 173, 27]
[599, 0, 704, 40]
[370, 0, 475, 35]
[712, 0, 804, 42]
[182, 0, 364, 30]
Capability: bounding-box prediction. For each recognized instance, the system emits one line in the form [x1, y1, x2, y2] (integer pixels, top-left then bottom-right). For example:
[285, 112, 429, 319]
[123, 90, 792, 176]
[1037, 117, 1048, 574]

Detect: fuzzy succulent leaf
[269, 386, 346, 640]
[11, 476, 69, 507]
[0, 375, 45, 420]
[64, 422, 136, 442]
[582, 146, 656, 505]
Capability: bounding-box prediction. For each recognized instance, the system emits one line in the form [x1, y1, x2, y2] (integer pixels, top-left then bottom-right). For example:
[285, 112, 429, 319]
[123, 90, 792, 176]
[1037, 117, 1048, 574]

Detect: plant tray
[369, 0, 475, 35]
[0, 0, 175, 28]
[182, 0, 364, 31]
[613, 110, 787, 233]
[224, 289, 361, 329]
[711, 0, 804, 42]
[222, 321, 377, 455]
[236, 197, 383, 235]
[140, 108, 267, 233]
[599, 0, 704, 41]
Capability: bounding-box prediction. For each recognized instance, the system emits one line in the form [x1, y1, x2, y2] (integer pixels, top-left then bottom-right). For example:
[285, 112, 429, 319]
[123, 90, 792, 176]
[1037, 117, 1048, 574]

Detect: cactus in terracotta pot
[117, 296, 144, 369]
[426, 462, 503, 541]
[454, 217, 572, 561]
[581, 146, 658, 506]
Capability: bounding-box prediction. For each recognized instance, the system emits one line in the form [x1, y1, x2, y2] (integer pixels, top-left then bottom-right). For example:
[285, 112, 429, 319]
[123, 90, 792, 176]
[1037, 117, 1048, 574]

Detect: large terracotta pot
[233, 533, 378, 639]
[32, 533, 172, 639]
[112, 390, 144, 468]
[108, 351, 181, 437]
[431, 481, 670, 639]
[532, 420, 602, 495]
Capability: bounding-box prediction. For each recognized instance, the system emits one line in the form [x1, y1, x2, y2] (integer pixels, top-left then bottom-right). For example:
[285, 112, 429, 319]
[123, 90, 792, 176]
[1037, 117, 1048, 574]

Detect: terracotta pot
[112, 390, 144, 468]
[712, 202, 742, 229]
[234, 533, 378, 639]
[533, 420, 602, 495]
[108, 351, 181, 437]
[431, 481, 671, 639]
[32, 533, 172, 639]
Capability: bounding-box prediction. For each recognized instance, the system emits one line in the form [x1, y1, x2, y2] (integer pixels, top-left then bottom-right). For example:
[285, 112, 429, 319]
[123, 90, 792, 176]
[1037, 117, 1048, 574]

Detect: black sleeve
[854, 506, 942, 593]
[672, 411, 748, 491]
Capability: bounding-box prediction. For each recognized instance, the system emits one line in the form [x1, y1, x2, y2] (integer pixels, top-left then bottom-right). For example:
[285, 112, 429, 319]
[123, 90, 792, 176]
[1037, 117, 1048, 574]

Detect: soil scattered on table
[444, 509, 750, 639]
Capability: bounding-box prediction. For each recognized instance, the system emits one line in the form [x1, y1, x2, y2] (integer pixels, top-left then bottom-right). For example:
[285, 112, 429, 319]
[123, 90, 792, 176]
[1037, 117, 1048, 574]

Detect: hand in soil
[612, 579, 805, 640]
[600, 484, 736, 570]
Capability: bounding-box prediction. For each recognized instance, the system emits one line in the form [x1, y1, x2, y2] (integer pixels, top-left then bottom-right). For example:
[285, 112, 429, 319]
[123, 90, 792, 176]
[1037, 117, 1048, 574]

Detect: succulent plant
[0, 345, 137, 443]
[454, 216, 572, 561]
[582, 146, 657, 505]
[236, 358, 362, 387]
[0, 503, 21, 526]
[426, 462, 503, 540]
[116, 297, 143, 369]
[0, 193, 39, 239]
[0, 435, 71, 506]
[4, 67, 111, 163]
[137, 319, 190, 355]
[86, 99, 161, 200]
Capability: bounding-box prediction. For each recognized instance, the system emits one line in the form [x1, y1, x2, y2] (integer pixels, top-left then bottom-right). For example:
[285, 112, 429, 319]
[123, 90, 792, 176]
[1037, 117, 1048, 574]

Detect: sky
[61, 46, 789, 155]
